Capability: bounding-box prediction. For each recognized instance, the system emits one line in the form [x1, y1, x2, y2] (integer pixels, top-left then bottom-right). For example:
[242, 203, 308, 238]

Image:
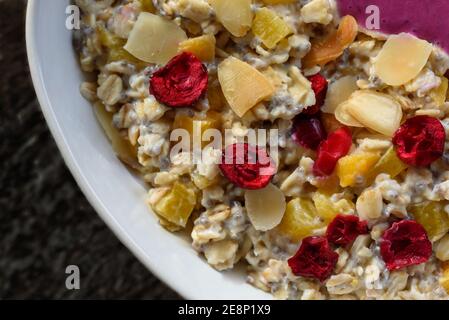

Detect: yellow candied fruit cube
[278, 198, 325, 242]
[173, 111, 222, 148]
[153, 182, 196, 228]
[409, 201, 449, 242]
[312, 192, 355, 223]
[262, 0, 297, 4]
[252, 8, 293, 49]
[430, 77, 448, 107]
[440, 262, 449, 294]
[336, 152, 381, 188]
[179, 34, 216, 62]
[366, 146, 408, 184]
[97, 25, 146, 66]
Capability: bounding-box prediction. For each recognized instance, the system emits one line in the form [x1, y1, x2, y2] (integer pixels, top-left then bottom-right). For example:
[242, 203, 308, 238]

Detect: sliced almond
[124, 12, 187, 64]
[374, 33, 432, 86]
[245, 184, 286, 231]
[322, 76, 359, 114]
[345, 90, 402, 137]
[335, 100, 364, 127]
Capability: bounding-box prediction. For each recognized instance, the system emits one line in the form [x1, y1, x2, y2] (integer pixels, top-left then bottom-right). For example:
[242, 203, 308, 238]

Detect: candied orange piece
[441, 262, 449, 294]
[365, 146, 408, 185]
[173, 111, 221, 148]
[303, 15, 358, 68]
[153, 182, 196, 228]
[336, 152, 381, 187]
[278, 198, 325, 242]
[179, 34, 216, 62]
[252, 8, 293, 49]
[409, 202, 449, 242]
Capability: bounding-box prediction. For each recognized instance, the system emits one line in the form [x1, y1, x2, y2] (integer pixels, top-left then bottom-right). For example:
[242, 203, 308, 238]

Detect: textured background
[0, 0, 180, 299]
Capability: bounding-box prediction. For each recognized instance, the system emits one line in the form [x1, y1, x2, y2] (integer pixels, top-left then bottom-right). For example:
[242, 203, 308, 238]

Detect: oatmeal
[74, 0, 449, 299]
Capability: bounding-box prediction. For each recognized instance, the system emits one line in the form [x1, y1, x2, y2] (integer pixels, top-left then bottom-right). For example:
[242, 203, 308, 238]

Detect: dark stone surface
[0, 0, 180, 299]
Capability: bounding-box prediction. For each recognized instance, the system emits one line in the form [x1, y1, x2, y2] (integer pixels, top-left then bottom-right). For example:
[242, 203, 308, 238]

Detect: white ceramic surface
[26, 0, 270, 300]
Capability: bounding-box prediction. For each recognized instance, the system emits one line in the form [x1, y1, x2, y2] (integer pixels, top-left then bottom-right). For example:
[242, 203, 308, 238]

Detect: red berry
[313, 127, 352, 177]
[326, 214, 368, 246]
[303, 74, 328, 115]
[288, 236, 338, 282]
[392, 115, 445, 167]
[291, 115, 327, 150]
[219, 143, 276, 190]
[150, 52, 208, 108]
[380, 220, 432, 271]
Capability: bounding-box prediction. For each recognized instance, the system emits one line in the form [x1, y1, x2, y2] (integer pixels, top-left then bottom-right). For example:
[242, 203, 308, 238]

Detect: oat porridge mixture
[74, 0, 449, 299]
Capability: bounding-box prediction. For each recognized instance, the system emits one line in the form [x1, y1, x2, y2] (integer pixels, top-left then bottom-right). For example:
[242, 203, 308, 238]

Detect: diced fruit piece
[218, 56, 275, 117]
[173, 111, 221, 148]
[150, 52, 208, 108]
[335, 100, 364, 127]
[313, 127, 353, 177]
[365, 146, 408, 184]
[252, 8, 292, 49]
[430, 77, 448, 107]
[291, 114, 327, 150]
[344, 90, 403, 137]
[124, 12, 187, 64]
[245, 184, 287, 231]
[303, 74, 328, 114]
[303, 15, 358, 68]
[278, 198, 325, 242]
[209, 0, 253, 37]
[179, 34, 216, 62]
[374, 33, 432, 86]
[97, 25, 146, 66]
[326, 214, 368, 246]
[312, 192, 355, 223]
[336, 152, 381, 187]
[440, 262, 449, 294]
[288, 236, 338, 282]
[262, 0, 296, 4]
[153, 182, 196, 227]
[435, 235, 449, 261]
[219, 143, 276, 189]
[409, 202, 449, 242]
[393, 116, 445, 167]
[322, 76, 359, 114]
[93, 102, 140, 169]
[380, 220, 432, 270]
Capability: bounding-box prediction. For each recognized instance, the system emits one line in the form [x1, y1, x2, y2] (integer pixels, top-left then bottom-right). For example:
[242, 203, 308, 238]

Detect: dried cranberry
[313, 127, 352, 177]
[380, 220, 432, 271]
[150, 52, 208, 108]
[291, 115, 327, 150]
[288, 236, 338, 282]
[219, 143, 276, 190]
[392, 116, 445, 167]
[326, 214, 368, 246]
[303, 74, 328, 115]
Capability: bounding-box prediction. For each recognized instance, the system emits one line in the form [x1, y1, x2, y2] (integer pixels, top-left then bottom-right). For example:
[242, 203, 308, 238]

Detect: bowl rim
[25, 0, 189, 299]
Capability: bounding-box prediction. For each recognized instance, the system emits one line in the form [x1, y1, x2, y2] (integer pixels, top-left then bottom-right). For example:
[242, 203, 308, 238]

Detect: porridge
[74, 0, 449, 299]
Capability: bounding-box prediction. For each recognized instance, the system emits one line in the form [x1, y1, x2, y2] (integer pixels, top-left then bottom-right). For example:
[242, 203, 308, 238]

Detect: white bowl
[26, 0, 270, 300]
